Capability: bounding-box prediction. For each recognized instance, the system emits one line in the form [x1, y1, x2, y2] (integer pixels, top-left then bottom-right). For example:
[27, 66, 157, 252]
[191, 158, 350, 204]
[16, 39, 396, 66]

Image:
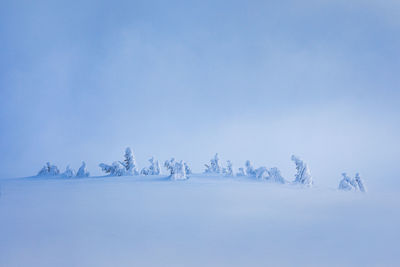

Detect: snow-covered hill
[0, 175, 399, 266]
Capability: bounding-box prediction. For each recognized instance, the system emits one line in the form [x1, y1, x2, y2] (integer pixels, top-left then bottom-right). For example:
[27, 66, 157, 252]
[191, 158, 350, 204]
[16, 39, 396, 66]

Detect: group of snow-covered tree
[35, 148, 366, 192]
[99, 147, 165, 177]
[99, 147, 139, 176]
[37, 161, 89, 178]
[204, 153, 309, 186]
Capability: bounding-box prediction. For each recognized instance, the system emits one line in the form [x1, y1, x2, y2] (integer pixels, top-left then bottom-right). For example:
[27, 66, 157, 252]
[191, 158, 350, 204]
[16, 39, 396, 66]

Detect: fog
[1, 0, 399, 189]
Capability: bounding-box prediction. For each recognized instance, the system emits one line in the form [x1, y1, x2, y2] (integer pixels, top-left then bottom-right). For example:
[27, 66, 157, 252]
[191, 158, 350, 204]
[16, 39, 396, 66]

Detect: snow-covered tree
[237, 168, 246, 176]
[165, 158, 188, 180]
[291, 155, 313, 186]
[76, 161, 90, 177]
[164, 158, 176, 174]
[339, 173, 366, 192]
[37, 165, 48, 176]
[171, 160, 188, 180]
[338, 173, 355, 191]
[268, 167, 286, 184]
[355, 173, 366, 193]
[112, 162, 126, 176]
[140, 167, 150, 175]
[255, 166, 269, 179]
[148, 157, 161, 175]
[99, 163, 113, 175]
[223, 160, 234, 176]
[140, 157, 161, 176]
[99, 162, 126, 176]
[37, 162, 60, 176]
[122, 147, 139, 175]
[204, 153, 222, 173]
[61, 165, 75, 178]
[184, 162, 192, 175]
[245, 160, 256, 177]
[247, 164, 286, 183]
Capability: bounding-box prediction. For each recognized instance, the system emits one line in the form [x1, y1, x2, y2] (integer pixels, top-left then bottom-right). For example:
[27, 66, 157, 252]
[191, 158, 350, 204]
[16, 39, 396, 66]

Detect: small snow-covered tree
[99, 162, 126, 176]
[171, 160, 187, 180]
[140, 167, 150, 175]
[62, 165, 75, 178]
[223, 160, 234, 176]
[49, 164, 60, 176]
[184, 162, 192, 175]
[237, 168, 246, 176]
[355, 173, 366, 193]
[122, 147, 139, 175]
[339, 173, 366, 192]
[204, 153, 222, 173]
[99, 163, 113, 174]
[112, 162, 126, 176]
[291, 155, 313, 186]
[76, 161, 90, 177]
[268, 167, 285, 184]
[338, 173, 354, 191]
[250, 165, 286, 183]
[165, 158, 188, 180]
[37, 166, 48, 176]
[37, 162, 60, 176]
[255, 166, 269, 179]
[245, 160, 256, 177]
[164, 158, 175, 174]
[148, 157, 161, 175]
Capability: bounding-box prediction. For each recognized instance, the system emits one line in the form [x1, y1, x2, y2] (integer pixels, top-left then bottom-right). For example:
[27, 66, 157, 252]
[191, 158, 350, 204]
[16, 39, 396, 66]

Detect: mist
[1, 0, 399, 189]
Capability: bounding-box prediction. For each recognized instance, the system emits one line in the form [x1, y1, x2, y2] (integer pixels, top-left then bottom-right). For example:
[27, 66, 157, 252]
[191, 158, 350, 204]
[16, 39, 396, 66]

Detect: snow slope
[0, 175, 399, 267]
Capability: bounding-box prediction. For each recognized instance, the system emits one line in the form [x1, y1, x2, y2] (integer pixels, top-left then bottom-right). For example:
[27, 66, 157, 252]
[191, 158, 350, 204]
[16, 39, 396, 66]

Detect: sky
[0, 0, 399, 187]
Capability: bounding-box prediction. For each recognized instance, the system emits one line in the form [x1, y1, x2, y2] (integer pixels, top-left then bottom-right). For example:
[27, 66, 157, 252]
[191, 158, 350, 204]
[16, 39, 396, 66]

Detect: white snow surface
[0, 174, 399, 267]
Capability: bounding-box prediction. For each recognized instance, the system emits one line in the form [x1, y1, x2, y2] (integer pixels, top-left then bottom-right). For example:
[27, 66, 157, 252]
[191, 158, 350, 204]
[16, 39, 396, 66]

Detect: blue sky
[0, 0, 399, 186]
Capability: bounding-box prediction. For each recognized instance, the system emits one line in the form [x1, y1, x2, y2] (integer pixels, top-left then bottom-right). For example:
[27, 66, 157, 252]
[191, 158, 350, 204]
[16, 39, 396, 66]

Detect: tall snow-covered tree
[122, 147, 139, 175]
[291, 155, 313, 186]
[62, 165, 75, 178]
[37, 162, 60, 176]
[76, 161, 90, 177]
